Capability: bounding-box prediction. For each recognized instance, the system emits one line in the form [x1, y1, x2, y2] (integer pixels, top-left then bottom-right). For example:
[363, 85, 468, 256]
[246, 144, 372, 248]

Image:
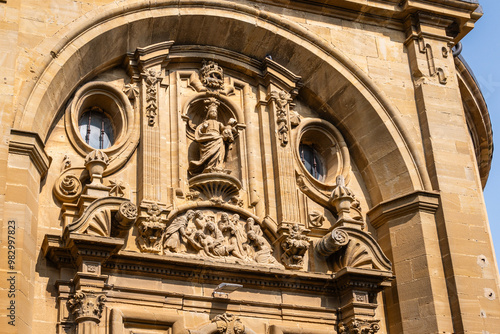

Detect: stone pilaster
[404, 12, 500, 333]
[2, 129, 50, 334]
[368, 191, 454, 333]
[262, 59, 302, 228]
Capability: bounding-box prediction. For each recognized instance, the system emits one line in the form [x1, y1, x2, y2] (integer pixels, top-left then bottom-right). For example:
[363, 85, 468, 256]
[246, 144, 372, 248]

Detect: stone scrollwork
[67, 290, 106, 323]
[54, 173, 83, 202]
[317, 226, 392, 272]
[66, 198, 138, 237]
[137, 203, 165, 253]
[316, 228, 349, 257]
[279, 224, 310, 270]
[338, 319, 380, 334]
[159, 210, 283, 268]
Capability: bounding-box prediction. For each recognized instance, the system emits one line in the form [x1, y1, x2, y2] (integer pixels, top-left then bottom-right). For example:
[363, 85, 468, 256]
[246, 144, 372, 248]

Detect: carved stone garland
[144, 68, 159, 126]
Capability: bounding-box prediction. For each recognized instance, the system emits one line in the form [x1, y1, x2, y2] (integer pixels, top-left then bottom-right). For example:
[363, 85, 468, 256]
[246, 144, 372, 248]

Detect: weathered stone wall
[1, 1, 499, 333]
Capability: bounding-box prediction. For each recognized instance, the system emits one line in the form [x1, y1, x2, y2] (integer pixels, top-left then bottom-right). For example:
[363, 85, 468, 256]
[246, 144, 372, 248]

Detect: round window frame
[66, 81, 134, 157]
[78, 107, 116, 150]
[294, 119, 350, 190]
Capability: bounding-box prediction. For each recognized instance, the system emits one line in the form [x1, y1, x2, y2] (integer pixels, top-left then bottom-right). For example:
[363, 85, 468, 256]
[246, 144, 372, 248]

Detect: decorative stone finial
[84, 150, 109, 185]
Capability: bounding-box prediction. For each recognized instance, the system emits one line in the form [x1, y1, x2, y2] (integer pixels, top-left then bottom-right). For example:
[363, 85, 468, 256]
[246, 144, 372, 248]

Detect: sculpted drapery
[189, 98, 237, 175]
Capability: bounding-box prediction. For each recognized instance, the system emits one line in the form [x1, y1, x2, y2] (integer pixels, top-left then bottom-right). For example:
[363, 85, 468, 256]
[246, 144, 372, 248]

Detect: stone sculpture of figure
[245, 217, 263, 237]
[163, 210, 195, 253]
[247, 230, 279, 265]
[193, 210, 207, 230]
[188, 98, 238, 175]
[218, 213, 246, 260]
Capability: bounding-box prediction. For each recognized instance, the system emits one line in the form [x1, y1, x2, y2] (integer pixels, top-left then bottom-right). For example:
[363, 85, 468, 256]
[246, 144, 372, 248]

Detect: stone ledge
[367, 190, 441, 229]
[8, 128, 51, 177]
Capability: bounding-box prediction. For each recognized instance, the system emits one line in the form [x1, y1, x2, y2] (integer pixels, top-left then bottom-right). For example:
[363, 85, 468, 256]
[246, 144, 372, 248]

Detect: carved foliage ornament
[67, 291, 106, 322]
[144, 68, 159, 126]
[271, 90, 292, 147]
[339, 319, 380, 334]
[137, 203, 165, 253]
[280, 224, 310, 270]
[213, 313, 245, 334]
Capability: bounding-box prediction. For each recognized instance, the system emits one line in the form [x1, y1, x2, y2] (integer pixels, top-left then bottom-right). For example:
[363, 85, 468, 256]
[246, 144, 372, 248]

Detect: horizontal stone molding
[367, 190, 440, 229]
[8, 128, 51, 177]
[110, 306, 187, 334]
[269, 325, 334, 334]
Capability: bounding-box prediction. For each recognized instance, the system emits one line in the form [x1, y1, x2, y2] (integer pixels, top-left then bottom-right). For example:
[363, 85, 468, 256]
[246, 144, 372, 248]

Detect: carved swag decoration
[143, 209, 283, 268]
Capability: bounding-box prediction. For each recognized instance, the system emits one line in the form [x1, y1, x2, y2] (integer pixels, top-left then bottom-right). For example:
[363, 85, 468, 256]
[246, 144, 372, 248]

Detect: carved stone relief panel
[134, 208, 283, 268]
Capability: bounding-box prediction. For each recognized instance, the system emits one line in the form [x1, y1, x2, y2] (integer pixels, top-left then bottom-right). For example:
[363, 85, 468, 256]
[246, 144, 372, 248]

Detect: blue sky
[461, 1, 500, 264]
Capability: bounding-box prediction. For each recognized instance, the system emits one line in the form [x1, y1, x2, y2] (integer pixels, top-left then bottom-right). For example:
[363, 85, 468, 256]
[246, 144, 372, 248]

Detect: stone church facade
[1, 0, 499, 333]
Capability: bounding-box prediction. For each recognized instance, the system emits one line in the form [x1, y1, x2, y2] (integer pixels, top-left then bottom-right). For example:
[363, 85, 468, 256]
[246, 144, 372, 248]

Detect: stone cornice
[42, 234, 393, 295]
[8, 129, 51, 177]
[271, 0, 481, 42]
[367, 191, 440, 229]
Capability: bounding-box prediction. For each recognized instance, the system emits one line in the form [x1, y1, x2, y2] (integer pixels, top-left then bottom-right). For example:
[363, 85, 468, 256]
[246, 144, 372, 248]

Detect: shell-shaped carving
[66, 197, 137, 237]
[331, 227, 392, 272]
[188, 173, 242, 201]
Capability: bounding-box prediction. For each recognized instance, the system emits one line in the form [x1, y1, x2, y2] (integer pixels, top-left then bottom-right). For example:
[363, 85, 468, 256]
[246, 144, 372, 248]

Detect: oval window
[78, 107, 114, 149]
[299, 144, 325, 182]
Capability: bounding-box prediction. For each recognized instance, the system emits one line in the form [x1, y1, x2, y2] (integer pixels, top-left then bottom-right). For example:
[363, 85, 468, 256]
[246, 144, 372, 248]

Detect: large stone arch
[14, 0, 430, 205]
